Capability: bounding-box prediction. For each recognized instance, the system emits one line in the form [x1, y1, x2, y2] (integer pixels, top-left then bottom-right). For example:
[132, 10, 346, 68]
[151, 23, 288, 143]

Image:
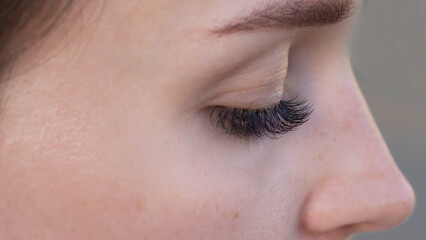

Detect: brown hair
[0, 0, 74, 77]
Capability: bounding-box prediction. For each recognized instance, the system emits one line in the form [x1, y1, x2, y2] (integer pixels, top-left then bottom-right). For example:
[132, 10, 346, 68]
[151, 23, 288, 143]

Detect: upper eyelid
[210, 80, 284, 109]
[207, 58, 289, 109]
[215, 79, 283, 96]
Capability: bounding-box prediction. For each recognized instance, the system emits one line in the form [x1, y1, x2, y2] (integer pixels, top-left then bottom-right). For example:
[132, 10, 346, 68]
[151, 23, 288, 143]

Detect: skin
[0, 0, 415, 239]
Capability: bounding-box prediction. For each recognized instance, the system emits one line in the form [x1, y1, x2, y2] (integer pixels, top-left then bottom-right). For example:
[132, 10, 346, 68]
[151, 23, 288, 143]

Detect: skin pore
[0, 0, 415, 239]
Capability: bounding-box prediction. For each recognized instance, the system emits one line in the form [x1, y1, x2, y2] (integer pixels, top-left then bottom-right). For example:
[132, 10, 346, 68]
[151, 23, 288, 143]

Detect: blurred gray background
[350, 0, 426, 239]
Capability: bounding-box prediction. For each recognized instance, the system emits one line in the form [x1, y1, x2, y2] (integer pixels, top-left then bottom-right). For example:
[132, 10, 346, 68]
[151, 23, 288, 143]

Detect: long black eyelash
[209, 97, 313, 140]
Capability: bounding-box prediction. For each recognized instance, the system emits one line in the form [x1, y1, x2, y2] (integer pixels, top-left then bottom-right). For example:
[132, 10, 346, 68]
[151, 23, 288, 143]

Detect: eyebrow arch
[211, 0, 355, 35]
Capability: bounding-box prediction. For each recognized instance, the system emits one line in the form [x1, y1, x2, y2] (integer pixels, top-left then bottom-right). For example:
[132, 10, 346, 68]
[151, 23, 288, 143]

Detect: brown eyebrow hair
[212, 0, 355, 35]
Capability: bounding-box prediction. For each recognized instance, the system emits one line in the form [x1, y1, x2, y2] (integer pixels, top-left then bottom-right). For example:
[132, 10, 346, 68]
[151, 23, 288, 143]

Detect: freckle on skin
[215, 203, 221, 211]
[135, 200, 144, 212]
[72, 198, 88, 207]
[340, 118, 353, 131]
[233, 212, 240, 219]
[172, 191, 181, 199]
[4, 139, 20, 155]
[315, 154, 325, 162]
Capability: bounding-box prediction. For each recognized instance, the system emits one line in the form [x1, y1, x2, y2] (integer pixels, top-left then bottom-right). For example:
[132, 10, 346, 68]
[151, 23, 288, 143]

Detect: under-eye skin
[209, 97, 313, 141]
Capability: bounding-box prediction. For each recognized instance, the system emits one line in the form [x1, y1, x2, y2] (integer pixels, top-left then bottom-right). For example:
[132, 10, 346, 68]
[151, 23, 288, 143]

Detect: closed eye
[209, 96, 313, 141]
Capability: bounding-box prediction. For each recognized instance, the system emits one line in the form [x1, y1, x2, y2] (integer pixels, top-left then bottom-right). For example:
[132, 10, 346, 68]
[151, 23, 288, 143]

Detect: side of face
[0, 0, 415, 239]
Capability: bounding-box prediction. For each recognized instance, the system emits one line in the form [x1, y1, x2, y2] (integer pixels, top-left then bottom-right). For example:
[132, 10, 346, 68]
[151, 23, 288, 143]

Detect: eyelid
[202, 43, 290, 108]
[210, 79, 284, 109]
[209, 97, 313, 141]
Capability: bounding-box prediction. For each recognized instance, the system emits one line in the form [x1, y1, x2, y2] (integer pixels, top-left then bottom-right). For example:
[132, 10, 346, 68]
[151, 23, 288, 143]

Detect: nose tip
[301, 153, 416, 236]
[301, 173, 415, 235]
[374, 174, 416, 229]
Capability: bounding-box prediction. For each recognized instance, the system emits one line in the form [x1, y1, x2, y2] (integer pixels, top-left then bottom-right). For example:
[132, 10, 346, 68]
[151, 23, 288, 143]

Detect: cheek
[0, 73, 302, 239]
[0, 103, 250, 240]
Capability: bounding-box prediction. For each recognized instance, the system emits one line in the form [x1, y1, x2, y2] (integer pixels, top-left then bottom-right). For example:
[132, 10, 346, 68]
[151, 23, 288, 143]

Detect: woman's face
[0, 0, 415, 239]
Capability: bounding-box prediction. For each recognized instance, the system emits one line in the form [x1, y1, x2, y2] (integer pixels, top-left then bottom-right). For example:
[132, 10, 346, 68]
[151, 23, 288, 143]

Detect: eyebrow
[211, 0, 355, 35]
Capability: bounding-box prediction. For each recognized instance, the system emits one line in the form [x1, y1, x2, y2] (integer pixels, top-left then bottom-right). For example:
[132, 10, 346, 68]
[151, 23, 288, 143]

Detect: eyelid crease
[214, 78, 283, 96]
[211, 79, 284, 107]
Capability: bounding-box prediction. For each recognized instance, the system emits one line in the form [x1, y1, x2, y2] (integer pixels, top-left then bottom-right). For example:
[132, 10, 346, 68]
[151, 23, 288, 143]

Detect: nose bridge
[337, 76, 407, 181]
[301, 75, 415, 234]
[336, 77, 397, 173]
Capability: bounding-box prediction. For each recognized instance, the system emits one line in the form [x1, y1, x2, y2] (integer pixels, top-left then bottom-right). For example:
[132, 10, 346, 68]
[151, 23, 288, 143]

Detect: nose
[300, 75, 416, 236]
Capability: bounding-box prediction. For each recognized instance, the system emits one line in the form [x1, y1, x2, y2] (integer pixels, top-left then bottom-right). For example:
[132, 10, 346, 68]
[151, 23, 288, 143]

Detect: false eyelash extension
[209, 97, 313, 140]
